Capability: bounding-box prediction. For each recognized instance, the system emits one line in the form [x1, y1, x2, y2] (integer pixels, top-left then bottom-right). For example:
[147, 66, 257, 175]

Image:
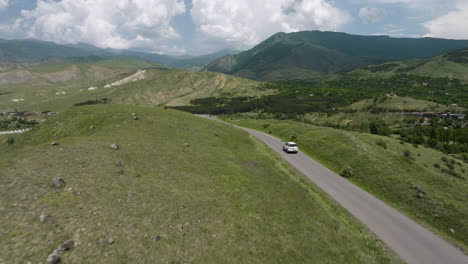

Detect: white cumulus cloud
[423, 1, 468, 39]
[0, 0, 9, 10]
[14, 0, 185, 52]
[359, 7, 386, 23]
[191, 0, 350, 50]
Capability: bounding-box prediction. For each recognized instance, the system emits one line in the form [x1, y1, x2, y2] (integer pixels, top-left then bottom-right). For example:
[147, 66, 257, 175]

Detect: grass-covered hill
[0, 57, 162, 85]
[204, 31, 468, 81]
[229, 119, 468, 251]
[0, 67, 271, 111]
[351, 48, 468, 82]
[304, 96, 463, 129]
[0, 105, 401, 263]
[92, 69, 271, 107]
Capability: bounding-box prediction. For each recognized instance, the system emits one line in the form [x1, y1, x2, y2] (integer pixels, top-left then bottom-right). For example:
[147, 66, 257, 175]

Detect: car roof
[286, 142, 297, 144]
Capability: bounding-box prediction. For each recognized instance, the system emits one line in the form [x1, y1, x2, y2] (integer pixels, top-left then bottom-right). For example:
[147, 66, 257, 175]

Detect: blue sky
[0, 0, 467, 55]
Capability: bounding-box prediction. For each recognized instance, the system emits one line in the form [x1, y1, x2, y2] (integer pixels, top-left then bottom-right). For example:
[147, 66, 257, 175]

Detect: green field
[0, 105, 401, 263]
[228, 119, 468, 251]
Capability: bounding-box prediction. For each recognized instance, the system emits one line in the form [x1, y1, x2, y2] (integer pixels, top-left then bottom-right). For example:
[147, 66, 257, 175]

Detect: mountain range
[0, 38, 238, 71]
[204, 31, 468, 81]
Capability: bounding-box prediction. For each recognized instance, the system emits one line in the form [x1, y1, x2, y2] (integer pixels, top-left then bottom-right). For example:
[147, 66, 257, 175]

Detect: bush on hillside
[340, 165, 354, 178]
[6, 138, 14, 145]
[376, 139, 387, 149]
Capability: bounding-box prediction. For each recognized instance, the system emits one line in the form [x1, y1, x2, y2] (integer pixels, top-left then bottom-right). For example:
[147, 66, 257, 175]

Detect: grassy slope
[304, 96, 463, 128]
[229, 119, 468, 251]
[0, 105, 401, 263]
[0, 69, 272, 112]
[350, 55, 468, 82]
[345, 96, 451, 112]
[0, 58, 160, 110]
[95, 69, 272, 106]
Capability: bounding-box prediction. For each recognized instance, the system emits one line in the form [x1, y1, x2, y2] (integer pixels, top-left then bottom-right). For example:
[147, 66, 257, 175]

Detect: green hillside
[0, 105, 401, 263]
[0, 67, 271, 111]
[205, 31, 468, 81]
[303, 96, 462, 129]
[350, 48, 468, 82]
[229, 119, 468, 251]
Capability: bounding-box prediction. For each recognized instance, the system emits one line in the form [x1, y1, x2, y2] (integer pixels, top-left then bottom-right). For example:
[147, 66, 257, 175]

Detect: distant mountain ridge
[204, 31, 468, 81]
[0, 38, 238, 71]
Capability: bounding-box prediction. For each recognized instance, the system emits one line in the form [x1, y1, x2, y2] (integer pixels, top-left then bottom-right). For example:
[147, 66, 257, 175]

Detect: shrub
[450, 159, 456, 164]
[403, 150, 412, 158]
[263, 124, 270, 129]
[442, 169, 465, 180]
[376, 139, 387, 149]
[441, 157, 448, 163]
[6, 137, 14, 145]
[433, 163, 441, 169]
[290, 134, 298, 142]
[445, 163, 455, 170]
[340, 165, 354, 178]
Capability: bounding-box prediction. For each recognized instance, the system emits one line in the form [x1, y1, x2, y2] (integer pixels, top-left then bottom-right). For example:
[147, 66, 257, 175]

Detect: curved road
[201, 116, 468, 264]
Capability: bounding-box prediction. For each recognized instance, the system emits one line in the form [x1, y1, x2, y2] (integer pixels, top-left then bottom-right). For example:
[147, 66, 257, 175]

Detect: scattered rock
[411, 184, 426, 194]
[53, 178, 66, 188]
[116, 168, 125, 175]
[110, 144, 119, 150]
[131, 113, 137, 116]
[51, 142, 60, 146]
[184, 143, 190, 148]
[449, 228, 455, 233]
[99, 238, 105, 245]
[89, 125, 95, 130]
[40, 212, 51, 223]
[133, 116, 139, 120]
[59, 240, 75, 251]
[108, 238, 115, 245]
[150, 235, 161, 241]
[417, 192, 425, 199]
[45, 249, 61, 264]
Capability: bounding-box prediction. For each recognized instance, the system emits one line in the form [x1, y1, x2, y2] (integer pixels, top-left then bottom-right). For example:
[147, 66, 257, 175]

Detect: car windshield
[289, 143, 297, 147]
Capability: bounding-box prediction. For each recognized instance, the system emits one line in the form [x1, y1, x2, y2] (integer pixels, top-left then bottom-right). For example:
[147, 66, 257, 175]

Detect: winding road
[201, 115, 468, 264]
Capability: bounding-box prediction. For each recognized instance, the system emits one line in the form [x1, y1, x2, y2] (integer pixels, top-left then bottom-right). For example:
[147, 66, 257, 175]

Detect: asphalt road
[201, 116, 468, 264]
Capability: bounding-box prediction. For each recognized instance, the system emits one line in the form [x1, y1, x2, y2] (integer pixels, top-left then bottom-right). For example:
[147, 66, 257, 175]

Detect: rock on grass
[59, 240, 75, 251]
[110, 144, 119, 150]
[45, 249, 61, 264]
[53, 178, 66, 188]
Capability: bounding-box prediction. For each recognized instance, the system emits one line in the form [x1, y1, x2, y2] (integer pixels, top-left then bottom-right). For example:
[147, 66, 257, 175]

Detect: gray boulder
[53, 178, 66, 188]
[40, 212, 51, 223]
[45, 249, 61, 264]
[110, 144, 119, 150]
[59, 240, 75, 251]
[411, 184, 426, 194]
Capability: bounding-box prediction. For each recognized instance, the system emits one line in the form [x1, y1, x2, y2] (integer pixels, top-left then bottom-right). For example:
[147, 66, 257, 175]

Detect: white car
[283, 142, 298, 153]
